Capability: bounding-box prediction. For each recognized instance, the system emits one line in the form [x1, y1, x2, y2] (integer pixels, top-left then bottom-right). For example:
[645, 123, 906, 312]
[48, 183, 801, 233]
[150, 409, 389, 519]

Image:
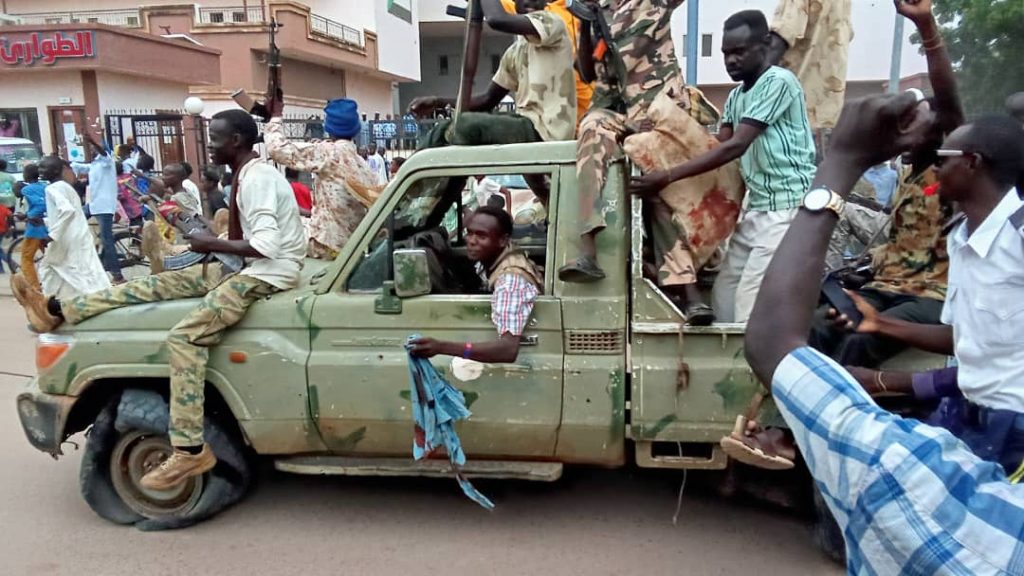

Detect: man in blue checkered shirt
[745, 90, 1024, 574]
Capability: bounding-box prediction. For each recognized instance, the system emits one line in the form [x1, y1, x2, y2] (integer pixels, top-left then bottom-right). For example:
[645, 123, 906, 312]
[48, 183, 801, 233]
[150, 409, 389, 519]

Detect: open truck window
[347, 170, 552, 294]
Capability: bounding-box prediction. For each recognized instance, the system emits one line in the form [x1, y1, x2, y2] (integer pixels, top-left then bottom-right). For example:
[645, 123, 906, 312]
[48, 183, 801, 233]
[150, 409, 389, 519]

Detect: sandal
[719, 391, 796, 470]
[685, 302, 715, 326]
[558, 255, 606, 283]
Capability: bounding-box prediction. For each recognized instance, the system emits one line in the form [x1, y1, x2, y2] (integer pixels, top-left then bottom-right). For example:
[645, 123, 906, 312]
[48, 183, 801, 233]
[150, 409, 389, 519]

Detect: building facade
[0, 1, 421, 158]
[404, 0, 928, 113]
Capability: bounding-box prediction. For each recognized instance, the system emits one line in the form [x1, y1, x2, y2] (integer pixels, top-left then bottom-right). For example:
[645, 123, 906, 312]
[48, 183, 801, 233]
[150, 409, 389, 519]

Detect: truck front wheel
[80, 389, 252, 530]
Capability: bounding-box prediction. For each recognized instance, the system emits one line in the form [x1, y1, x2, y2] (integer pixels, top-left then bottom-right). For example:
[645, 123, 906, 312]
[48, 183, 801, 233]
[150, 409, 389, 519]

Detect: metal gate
[105, 110, 186, 171]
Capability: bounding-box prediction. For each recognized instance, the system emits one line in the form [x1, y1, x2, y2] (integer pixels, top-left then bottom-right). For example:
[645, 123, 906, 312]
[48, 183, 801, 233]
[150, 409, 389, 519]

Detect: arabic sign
[0, 31, 95, 67]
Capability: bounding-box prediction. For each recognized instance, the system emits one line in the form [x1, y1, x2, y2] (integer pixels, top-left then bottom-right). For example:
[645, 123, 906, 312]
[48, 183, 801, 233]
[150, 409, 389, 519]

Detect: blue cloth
[21, 181, 47, 239]
[863, 164, 899, 206]
[405, 335, 494, 510]
[324, 98, 361, 140]
[774, 347, 1024, 574]
[72, 152, 118, 215]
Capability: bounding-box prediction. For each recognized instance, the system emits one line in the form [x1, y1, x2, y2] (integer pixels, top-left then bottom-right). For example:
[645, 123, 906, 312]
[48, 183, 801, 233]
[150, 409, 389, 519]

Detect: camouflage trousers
[579, 84, 743, 286]
[62, 264, 278, 447]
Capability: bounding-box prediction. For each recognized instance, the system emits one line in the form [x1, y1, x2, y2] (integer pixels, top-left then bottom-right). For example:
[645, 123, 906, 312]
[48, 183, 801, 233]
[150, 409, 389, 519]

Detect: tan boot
[140, 444, 216, 491]
[11, 273, 62, 333]
[141, 221, 165, 275]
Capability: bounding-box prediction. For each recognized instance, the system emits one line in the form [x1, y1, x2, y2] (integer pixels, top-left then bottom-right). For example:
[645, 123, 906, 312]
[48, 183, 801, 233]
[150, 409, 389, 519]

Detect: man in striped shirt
[631, 10, 816, 323]
[409, 206, 543, 363]
[745, 91, 1024, 574]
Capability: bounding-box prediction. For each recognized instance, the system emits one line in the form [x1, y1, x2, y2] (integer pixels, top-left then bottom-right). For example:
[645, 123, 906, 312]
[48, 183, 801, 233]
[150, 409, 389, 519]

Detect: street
[0, 290, 840, 576]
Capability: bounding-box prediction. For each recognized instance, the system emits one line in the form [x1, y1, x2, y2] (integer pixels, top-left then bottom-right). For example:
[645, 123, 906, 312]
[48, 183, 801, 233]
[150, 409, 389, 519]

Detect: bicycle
[5, 219, 148, 277]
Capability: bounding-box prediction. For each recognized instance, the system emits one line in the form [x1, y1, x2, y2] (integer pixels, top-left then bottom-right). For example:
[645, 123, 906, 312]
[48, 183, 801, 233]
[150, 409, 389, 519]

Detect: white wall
[399, 34, 513, 111]
[374, 0, 421, 81]
[346, 72, 396, 117]
[0, 70, 84, 153]
[96, 72, 191, 113]
[301, 0, 378, 35]
[419, 0, 464, 22]
[671, 0, 927, 85]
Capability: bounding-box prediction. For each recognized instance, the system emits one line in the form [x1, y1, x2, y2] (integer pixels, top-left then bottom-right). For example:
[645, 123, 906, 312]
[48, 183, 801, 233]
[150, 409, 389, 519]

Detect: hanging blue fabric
[405, 335, 495, 510]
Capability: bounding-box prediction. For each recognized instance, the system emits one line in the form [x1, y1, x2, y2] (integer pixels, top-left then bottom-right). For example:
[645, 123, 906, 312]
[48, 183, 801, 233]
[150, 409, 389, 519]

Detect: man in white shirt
[841, 114, 1024, 471]
[180, 162, 203, 208]
[71, 130, 124, 283]
[469, 175, 513, 212]
[11, 155, 110, 301]
[14, 110, 306, 490]
[366, 142, 388, 185]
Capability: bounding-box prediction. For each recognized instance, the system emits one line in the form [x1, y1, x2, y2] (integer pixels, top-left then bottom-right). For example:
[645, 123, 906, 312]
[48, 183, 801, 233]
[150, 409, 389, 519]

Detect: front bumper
[16, 379, 76, 457]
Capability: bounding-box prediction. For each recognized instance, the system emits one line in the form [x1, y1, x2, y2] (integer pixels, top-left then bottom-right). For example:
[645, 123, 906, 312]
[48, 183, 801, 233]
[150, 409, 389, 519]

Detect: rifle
[231, 18, 284, 122]
[449, 0, 483, 138]
[566, 0, 620, 88]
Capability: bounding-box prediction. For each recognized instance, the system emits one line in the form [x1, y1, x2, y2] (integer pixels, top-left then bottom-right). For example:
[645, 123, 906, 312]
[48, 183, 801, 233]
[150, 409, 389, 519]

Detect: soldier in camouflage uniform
[809, 166, 954, 368]
[410, 0, 576, 148]
[13, 110, 307, 491]
[557, 0, 744, 325]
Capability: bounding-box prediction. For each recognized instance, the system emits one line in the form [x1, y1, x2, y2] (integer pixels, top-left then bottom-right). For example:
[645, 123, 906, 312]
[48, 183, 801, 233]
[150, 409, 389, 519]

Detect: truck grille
[566, 330, 624, 355]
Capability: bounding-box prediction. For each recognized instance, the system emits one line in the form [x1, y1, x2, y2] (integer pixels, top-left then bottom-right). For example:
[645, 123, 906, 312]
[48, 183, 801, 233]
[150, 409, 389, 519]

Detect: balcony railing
[12, 9, 142, 28]
[196, 5, 265, 25]
[310, 13, 363, 48]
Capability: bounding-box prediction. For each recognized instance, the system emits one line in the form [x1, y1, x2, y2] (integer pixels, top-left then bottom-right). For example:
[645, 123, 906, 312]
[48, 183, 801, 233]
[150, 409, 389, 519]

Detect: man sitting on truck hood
[409, 0, 576, 150]
[12, 109, 307, 491]
[409, 206, 542, 363]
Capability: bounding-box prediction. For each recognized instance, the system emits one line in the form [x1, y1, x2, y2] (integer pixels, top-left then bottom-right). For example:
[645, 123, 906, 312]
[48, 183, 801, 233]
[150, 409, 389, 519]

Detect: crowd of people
[6, 0, 1024, 569]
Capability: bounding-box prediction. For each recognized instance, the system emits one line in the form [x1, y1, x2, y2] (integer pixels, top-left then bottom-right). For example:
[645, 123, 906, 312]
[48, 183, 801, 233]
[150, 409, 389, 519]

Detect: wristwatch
[802, 187, 845, 217]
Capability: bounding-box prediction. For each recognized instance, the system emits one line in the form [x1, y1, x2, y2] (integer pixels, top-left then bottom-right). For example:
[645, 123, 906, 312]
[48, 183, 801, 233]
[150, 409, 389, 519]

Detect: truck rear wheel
[79, 389, 252, 530]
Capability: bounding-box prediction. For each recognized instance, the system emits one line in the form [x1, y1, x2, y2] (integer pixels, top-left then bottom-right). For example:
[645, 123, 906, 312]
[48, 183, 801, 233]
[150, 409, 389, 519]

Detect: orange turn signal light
[36, 334, 73, 372]
[229, 351, 248, 364]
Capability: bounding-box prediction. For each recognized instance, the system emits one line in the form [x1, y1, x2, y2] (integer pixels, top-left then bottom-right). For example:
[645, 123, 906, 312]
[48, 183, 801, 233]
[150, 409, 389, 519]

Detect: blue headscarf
[324, 98, 361, 140]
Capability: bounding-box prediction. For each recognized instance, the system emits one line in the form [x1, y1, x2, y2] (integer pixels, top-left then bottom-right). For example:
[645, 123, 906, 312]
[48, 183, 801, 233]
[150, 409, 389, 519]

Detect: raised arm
[480, 0, 540, 37]
[745, 92, 933, 382]
[409, 83, 510, 118]
[264, 116, 329, 173]
[895, 0, 964, 133]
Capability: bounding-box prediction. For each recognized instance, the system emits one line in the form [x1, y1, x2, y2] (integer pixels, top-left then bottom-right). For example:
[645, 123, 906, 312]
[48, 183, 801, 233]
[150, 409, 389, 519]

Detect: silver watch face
[804, 188, 831, 211]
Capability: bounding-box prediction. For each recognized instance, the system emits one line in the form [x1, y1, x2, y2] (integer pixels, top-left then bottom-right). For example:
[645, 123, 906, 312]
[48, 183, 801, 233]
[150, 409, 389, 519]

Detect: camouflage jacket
[865, 166, 952, 301]
[591, 0, 708, 120]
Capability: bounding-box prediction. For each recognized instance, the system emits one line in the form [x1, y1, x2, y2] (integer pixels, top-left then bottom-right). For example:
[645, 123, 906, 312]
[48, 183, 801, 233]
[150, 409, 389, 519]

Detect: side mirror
[393, 249, 432, 298]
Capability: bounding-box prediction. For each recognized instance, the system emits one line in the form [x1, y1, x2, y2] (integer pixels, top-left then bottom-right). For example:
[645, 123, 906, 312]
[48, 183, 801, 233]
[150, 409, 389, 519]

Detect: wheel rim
[109, 431, 204, 519]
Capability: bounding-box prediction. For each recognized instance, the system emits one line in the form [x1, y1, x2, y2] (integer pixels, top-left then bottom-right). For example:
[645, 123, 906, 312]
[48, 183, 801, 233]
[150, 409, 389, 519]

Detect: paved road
[0, 292, 841, 576]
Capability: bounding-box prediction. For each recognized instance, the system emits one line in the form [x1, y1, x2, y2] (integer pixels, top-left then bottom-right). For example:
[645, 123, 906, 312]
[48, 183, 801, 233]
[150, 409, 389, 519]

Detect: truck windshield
[0, 144, 42, 173]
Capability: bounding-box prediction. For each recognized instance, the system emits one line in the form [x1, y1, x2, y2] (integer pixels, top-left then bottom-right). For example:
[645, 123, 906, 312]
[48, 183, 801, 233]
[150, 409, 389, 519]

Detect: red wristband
[462, 342, 473, 359]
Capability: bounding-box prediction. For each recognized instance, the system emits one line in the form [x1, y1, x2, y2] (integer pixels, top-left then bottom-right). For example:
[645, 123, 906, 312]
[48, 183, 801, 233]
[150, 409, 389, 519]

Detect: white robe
[39, 181, 111, 299]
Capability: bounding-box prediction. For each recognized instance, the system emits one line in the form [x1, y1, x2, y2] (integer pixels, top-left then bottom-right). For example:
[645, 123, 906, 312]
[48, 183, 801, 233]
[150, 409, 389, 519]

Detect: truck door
[307, 167, 564, 458]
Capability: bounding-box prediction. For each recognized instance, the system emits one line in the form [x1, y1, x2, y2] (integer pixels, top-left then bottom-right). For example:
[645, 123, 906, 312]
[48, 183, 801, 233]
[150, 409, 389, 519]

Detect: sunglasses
[934, 149, 980, 167]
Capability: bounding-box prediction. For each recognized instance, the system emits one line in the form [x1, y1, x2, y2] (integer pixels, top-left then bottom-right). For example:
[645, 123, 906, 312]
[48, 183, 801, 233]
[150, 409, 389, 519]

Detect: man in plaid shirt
[745, 91, 1024, 574]
[410, 206, 543, 363]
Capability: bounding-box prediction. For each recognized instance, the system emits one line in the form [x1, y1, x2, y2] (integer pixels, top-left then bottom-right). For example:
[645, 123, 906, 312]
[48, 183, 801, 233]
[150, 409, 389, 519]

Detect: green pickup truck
[16, 141, 937, 547]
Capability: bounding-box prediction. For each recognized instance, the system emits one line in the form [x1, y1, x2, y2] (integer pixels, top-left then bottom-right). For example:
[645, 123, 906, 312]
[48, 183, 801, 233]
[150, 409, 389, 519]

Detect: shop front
[0, 23, 220, 161]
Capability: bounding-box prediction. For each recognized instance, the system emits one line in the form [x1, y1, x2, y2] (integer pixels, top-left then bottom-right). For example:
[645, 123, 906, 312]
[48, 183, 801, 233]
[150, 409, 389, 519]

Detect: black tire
[112, 230, 146, 269]
[5, 235, 22, 273]
[79, 389, 252, 531]
[79, 396, 145, 525]
[812, 483, 847, 565]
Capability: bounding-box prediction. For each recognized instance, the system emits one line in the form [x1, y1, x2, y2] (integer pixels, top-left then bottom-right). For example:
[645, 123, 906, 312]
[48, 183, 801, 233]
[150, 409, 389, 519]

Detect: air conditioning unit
[0, 14, 24, 26]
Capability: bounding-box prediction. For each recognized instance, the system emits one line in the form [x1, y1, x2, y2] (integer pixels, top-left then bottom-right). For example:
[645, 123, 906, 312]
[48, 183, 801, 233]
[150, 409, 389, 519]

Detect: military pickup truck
[16, 141, 937, 548]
